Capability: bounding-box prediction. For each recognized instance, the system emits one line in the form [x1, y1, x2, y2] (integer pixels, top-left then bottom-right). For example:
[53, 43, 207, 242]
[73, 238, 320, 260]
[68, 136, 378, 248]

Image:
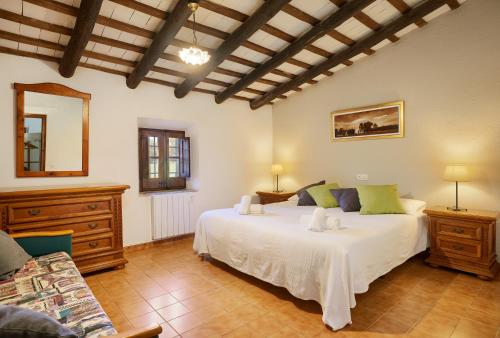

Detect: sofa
[0, 230, 162, 338]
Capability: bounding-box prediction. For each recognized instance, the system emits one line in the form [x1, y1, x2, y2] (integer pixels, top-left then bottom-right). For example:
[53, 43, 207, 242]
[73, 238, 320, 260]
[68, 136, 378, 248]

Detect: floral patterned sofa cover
[0, 251, 116, 337]
[0, 231, 161, 338]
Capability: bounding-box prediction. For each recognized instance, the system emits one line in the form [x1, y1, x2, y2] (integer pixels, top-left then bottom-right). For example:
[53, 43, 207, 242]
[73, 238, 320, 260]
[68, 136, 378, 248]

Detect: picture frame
[330, 101, 404, 142]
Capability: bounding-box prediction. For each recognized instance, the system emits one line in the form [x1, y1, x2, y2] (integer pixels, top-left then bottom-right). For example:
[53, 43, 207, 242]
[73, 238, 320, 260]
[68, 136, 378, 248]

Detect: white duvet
[193, 201, 427, 330]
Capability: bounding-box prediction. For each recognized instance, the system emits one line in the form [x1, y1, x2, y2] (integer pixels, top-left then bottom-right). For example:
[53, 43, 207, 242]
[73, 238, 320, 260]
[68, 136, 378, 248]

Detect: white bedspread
[193, 201, 427, 330]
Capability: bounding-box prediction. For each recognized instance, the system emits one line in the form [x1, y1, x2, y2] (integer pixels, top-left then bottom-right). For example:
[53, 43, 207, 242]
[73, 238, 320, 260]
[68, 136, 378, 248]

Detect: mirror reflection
[23, 92, 84, 172]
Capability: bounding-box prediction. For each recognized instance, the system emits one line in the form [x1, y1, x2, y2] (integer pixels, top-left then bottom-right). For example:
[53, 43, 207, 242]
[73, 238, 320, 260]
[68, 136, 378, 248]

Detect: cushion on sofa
[0, 305, 77, 338]
[0, 231, 31, 280]
[0, 252, 117, 337]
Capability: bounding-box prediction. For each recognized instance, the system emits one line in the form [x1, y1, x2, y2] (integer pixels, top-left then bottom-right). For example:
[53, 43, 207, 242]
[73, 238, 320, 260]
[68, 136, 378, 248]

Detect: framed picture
[331, 101, 404, 141]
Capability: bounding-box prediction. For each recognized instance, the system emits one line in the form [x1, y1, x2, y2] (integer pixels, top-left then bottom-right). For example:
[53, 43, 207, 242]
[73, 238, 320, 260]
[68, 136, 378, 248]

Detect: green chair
[10, 230, 74, 257]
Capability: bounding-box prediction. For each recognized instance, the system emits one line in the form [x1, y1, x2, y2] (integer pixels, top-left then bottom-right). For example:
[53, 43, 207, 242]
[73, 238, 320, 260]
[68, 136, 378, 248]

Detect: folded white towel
[234, 203, 264, 215]
[310, 207, 327, 232]
[249, 204, 264, 214]
[237, 195, 251, 215]
[300, 212, 341, 231]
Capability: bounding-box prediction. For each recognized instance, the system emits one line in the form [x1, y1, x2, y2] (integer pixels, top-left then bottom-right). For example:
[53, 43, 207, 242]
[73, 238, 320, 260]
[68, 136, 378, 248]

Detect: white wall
[0, 54, 273, 246]
[273, 0, 500, 255]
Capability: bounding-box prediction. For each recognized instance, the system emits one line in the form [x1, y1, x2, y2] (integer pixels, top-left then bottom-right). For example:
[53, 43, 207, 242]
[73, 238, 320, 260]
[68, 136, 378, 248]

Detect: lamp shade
[443, 165, 471, 182]
[271, 164, 284, 176]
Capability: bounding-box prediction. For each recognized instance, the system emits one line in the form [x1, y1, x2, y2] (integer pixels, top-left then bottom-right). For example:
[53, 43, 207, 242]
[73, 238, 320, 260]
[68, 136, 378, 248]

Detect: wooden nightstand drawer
[436, 218, 482, 240]
[425, 206, 499, 280]
[436, 236, 481, 259]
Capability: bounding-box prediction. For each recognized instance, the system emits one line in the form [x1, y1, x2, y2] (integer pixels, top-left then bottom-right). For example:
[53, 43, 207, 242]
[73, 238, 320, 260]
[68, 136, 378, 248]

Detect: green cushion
[306, 183, 340, 208]
[356, 185, 405, 215]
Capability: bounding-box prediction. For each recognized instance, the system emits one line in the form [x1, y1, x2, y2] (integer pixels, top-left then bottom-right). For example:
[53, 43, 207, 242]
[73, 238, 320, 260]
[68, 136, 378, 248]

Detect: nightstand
[256, 191, 295, 205]
[424, 206, 499, 280]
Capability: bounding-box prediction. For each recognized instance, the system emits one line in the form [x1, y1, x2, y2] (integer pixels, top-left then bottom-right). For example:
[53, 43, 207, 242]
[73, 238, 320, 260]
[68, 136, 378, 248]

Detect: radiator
[151, 192, 195, 240]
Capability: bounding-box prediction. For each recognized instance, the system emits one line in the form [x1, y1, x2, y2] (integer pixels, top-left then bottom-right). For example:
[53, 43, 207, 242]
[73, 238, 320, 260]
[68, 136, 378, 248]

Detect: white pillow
[399, 198, 426, 215]
[288, 194, 299, 202]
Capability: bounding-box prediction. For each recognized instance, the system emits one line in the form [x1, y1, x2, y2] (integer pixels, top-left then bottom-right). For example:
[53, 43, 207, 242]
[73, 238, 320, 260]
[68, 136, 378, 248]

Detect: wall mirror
[15, 83, 90, 177]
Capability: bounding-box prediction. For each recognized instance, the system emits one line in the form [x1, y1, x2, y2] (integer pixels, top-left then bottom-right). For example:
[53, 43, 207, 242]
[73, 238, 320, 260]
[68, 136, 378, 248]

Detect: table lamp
[271, 164, 284, 192]
[443, 164, 470, 211]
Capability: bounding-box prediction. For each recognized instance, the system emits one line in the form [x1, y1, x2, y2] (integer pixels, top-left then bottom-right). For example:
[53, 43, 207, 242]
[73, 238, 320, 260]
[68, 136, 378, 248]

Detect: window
[139, 128, 190, 192]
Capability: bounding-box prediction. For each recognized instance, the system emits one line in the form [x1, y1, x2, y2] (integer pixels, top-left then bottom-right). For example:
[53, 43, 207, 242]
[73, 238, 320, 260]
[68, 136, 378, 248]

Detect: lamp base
[446, 206, 467, 212]
[272, 190, 284, 193]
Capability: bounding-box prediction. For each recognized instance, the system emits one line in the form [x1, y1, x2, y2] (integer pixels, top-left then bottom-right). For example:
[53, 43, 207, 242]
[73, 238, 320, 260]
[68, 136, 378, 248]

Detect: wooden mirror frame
[14, 83, 90, 177]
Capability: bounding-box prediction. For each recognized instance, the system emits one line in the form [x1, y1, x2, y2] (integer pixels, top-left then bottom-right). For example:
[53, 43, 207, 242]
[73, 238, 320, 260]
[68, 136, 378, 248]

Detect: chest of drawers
[0, 185, 129, 274]
[424, 207, 499, 280]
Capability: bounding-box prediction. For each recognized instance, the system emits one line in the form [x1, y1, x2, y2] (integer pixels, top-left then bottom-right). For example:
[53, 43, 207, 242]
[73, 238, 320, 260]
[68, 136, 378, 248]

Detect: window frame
[138, 128, 190, 193]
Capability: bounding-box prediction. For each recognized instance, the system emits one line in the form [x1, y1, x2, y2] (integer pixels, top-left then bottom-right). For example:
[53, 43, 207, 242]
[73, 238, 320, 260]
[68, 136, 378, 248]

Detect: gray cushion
[297, 180, 325, 206]
[0, 231, 31, 280]
[330, 188, 361, 212]
[0, 305, 78, 338]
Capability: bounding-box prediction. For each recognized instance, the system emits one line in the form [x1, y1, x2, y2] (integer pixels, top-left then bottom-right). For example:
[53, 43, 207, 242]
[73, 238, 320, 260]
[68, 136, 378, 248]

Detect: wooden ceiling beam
[0, 29, 281, 99]
[446, 0, 461, 10]
[126, 0, 192, 89]
[110, 0, 318, 84]
[0, 8, 282, 89]
[0, 45, 253, 101]
[386, 0, 428, 27]
[329, 0, 400, 42]
[281, 4, 375, 56]
[215, 0, 376, 104]
[59, 0, 103, 77]
[109, 0, 329, 75]
[250, 0, 450, 109]
[199, 1, 336, 65]
[174, 0, 292, 99]
[20, 0, 308, 88]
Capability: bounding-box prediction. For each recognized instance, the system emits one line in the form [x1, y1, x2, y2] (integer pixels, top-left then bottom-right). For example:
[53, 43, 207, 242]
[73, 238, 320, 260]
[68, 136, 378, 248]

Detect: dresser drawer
[73, 233, 114, 257]
[436, 218, 482, 240]
[436, 236, 481, 259]
[8, 197, 113, 224]
[7, 216, 113, 237]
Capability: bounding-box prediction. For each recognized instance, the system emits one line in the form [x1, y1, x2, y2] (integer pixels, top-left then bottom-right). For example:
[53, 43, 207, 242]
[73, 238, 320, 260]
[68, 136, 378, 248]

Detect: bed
[193, 200, 428, 330]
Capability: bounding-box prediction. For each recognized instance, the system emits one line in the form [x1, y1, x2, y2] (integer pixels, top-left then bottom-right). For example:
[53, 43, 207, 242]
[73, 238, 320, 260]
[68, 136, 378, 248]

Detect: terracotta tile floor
[84, 238, 500, 338]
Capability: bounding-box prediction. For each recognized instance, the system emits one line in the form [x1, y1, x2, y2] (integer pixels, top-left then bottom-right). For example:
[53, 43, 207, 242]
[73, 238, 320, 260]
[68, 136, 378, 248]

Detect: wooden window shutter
[139, 134, 148, 180]
[180, 137, 190, 178]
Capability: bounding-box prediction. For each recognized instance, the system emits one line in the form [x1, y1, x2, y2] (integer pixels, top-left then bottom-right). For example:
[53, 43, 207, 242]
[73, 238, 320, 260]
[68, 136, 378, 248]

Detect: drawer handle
[88, 223, 98, 229]
[28, 209, 40, 216]
[88, 204, 97, 210]
[452, 227, 465, 234]
[88, 241, 98, 248]
[452, 244, 465, 251]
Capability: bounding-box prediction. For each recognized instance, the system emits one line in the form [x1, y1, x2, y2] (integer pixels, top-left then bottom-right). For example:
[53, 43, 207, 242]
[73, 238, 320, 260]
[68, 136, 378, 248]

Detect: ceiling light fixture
[179, 1, 210, 66]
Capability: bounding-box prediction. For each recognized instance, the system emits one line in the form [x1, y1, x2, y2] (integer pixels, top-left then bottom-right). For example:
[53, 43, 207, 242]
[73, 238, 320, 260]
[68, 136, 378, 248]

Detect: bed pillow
[0, 305, 78, 338]
[356, 185, 405, 215]
[400, 198, 426, 215]
[297, 180, 326, 206]
[0, 231, 31, 280]
[307, 183, 340, 208]
[330, 188, 361, 212]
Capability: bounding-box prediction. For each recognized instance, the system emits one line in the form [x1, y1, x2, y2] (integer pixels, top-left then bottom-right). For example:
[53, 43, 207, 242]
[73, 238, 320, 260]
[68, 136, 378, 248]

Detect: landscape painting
[331, 101, 404, 141]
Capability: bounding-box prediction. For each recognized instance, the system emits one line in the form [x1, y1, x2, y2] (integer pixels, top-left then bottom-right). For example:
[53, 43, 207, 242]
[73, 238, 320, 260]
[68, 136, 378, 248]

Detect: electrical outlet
[356, 174, 368, 181]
